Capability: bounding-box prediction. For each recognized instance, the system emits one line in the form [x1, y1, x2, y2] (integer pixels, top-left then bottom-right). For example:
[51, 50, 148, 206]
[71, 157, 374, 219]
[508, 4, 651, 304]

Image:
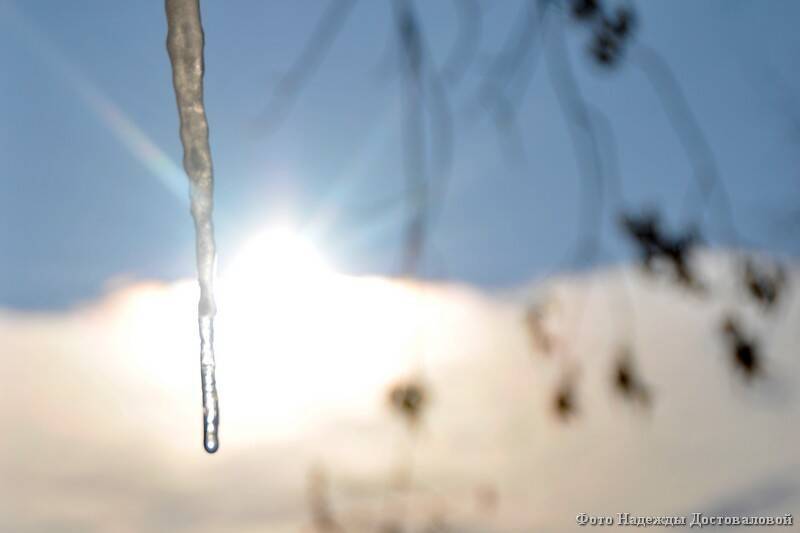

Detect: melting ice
[165, 0, 220, 453]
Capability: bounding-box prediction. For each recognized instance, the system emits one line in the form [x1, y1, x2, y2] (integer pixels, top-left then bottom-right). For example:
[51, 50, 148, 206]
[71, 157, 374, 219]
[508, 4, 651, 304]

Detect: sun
[221, 224, 334, 303]
[115, 223, 434, 445]
[212, 224, 418, 440]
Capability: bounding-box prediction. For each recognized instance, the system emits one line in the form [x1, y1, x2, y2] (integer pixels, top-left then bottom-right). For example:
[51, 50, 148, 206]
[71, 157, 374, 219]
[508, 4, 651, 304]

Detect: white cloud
[1, 254, 798, 532]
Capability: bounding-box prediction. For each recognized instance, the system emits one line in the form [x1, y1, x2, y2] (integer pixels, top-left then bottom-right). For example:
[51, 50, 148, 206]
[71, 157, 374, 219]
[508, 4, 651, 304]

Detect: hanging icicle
[165, 0, 220, 453]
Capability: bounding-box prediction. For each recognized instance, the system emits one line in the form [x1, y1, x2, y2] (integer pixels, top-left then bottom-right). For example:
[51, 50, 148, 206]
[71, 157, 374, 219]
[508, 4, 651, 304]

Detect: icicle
[165, 0, 219, 453]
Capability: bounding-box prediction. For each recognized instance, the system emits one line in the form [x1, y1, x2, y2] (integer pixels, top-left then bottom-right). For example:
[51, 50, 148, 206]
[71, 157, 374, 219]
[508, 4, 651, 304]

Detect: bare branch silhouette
[253, 0, 358, 135]
[547, 15, 606, 270]
[631, 43, 745, 247]
[392, 0, 429, 274]
[441, 0, 482, 85]
[472, 0, 548, 165]
[390, 0, 455, 276]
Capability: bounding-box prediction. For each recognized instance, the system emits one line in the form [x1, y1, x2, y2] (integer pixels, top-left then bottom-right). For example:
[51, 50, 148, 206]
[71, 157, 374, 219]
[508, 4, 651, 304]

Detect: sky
[2, 2, 800, 530]
[1, 0, 799, 310]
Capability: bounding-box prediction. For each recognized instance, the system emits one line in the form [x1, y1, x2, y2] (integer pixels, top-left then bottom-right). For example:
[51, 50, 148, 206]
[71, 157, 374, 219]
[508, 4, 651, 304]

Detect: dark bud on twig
[571, 0, 599, 20]
[734, 341, 759, 379]
[387, 378, 429, 427]
[742, 257, 787, 310]
[585, 4, 637, 68]
[619, 210, 704, 291]
[605, 6, 634, 38]
[552, 380, 577, 421]
[612, 347, 651, 407]
[720, 315, 762, 381]
[591, 32, 618, 66]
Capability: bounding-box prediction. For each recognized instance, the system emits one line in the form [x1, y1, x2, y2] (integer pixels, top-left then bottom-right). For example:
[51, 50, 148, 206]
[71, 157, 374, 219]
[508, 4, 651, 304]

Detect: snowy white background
[2, 253, 798, 532]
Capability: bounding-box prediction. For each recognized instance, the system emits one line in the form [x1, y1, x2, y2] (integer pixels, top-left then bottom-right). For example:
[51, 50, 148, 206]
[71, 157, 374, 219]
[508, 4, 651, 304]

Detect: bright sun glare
[221, 225, 334, 305]
[120, 224, 435, 444]
[214, 225, 421, 439]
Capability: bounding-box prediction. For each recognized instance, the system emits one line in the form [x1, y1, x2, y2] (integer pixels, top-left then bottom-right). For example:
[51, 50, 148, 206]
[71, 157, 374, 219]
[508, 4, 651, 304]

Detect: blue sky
[2, 0, 799, 309]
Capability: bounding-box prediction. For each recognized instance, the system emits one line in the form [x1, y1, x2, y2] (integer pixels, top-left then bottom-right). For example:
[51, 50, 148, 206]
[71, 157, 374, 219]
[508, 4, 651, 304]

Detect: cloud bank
[2, 255, 799, 532]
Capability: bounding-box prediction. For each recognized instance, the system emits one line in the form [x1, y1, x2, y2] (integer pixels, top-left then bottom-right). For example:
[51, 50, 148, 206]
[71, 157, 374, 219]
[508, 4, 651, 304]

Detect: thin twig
[254, 0, 358, 135]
